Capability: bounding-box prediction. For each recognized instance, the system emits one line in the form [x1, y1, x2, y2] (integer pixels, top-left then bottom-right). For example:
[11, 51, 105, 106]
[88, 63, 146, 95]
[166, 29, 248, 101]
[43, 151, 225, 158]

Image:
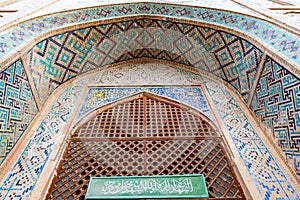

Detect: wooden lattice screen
[47, 95, 245, 199]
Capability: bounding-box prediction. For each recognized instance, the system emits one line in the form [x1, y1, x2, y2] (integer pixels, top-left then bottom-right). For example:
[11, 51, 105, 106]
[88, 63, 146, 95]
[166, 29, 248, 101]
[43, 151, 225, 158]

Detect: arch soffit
[0, 5, 298, 112]
[0, 3, 299, 75]
[20, 16, 269, 107]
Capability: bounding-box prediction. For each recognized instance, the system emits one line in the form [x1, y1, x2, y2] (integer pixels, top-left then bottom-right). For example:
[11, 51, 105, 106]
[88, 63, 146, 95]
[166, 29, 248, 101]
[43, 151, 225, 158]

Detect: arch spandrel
[73, 90, 217, 136]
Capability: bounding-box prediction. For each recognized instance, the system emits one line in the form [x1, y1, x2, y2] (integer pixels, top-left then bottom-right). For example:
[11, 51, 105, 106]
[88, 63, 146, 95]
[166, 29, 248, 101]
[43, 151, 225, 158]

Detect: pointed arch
[47, 92, 246, 199]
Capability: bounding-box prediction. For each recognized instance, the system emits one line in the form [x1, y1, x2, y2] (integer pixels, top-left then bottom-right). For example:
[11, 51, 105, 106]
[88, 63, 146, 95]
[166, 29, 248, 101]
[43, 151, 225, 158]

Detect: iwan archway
[0, 2, 299, 200]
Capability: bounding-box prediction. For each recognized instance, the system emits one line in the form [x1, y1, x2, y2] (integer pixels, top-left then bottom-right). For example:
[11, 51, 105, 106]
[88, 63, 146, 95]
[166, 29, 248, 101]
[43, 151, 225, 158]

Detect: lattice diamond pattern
[47, 95, 244, 199]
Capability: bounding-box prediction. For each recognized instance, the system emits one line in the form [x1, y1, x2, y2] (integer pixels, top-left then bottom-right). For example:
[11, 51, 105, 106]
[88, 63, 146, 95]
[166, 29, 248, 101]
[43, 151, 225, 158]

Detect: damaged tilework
[76, 87, 214, 122]
[0, 60, 38, 164]
[205, 80, 299, 200]
[25, 18, 262, 105]
[251, 57, 300, 177]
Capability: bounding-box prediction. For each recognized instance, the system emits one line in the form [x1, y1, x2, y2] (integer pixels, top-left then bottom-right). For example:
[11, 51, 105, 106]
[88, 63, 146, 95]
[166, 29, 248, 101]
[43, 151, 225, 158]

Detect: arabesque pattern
[76, 87, 214, 122]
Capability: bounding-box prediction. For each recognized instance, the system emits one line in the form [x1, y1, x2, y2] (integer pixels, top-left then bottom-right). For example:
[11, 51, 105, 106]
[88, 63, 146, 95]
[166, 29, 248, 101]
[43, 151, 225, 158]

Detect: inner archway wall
[0, 60, 299, 199]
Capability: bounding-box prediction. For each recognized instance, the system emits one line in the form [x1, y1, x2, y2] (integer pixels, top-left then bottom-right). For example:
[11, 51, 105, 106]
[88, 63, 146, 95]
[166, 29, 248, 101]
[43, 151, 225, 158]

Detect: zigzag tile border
[10, 5, 299, 179]
[0, 84, 77, 199]
[0, 71, 299, 199]
[0, 3, 299, 70]
[205, 80, 299, 200]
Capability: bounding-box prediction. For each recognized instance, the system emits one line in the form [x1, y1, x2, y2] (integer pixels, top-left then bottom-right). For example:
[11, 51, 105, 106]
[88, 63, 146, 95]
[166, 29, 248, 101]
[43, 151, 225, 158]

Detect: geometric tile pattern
[205, 80, 299, 200]
[0, 2, 298, 198]
[0, 82, 80, 200]
[75, 87, 214, 122]
[95, 62, 202, 86]
[0, 3, 299, 69]
[0, 60, 38, 164]
[200, 30, 263, 102]
[0, 62, 298, 199]
[25, 18, 262, 105]
[251, 57, 300, 177]
[0, 81, 212, 199]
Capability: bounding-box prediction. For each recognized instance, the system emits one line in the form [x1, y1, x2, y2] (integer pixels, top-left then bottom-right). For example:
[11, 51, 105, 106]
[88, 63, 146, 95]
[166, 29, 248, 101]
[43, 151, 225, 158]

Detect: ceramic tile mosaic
[0, 61, 202, 172]
[0, 69, 213, 199]
[200, 30, 263, 102]
[25, 18, 262, 105]
[0, 70, 298, 199]
[76, 87, 214, 122]
[0, 80, 84, 199]
[75, 62, 214, 120]
[0, 3, 299, 68]
[96, 62, 202, 85]
[205, 80, 299, 200]
[0, 60, 38, 164]
[0, 2, 299, 197]
[251, 56, 300, 177]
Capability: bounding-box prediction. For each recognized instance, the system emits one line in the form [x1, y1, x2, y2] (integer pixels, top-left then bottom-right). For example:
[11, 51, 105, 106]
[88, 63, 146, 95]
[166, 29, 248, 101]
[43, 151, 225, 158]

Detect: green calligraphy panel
[86, 174, 208, 199]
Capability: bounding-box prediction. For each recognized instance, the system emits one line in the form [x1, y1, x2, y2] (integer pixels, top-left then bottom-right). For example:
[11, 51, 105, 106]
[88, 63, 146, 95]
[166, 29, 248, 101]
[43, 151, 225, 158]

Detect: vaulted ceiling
[25, 18, 263, 105]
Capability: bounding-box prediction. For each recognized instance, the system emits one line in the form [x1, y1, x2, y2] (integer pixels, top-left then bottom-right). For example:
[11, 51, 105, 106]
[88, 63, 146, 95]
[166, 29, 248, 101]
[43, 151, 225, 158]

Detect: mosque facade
[0, 0, 299, 199]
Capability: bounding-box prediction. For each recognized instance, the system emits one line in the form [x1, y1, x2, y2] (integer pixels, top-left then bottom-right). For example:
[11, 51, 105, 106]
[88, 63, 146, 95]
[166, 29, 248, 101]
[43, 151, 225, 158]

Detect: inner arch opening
[46, 93, 245, 199]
